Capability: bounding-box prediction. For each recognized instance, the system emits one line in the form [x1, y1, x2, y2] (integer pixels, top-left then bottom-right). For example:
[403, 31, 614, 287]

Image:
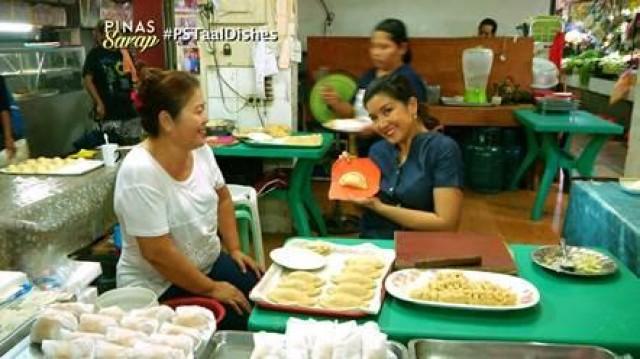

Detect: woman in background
[321, 18, 427, 156]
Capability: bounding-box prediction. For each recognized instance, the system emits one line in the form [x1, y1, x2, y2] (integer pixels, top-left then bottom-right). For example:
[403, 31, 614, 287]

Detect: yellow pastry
[319, 293, 365, 309]
[305, 241, 333, 256]
[285, 271, 325, 286]
[328, 283, 374, 300]
[342, 264, 383, 279]
[345, 255, 385, 269]
[267, 288, 316, 306]
[338, 171, 368, 190]
[277, 278, 322, 297]
[331, 273, 376, 288]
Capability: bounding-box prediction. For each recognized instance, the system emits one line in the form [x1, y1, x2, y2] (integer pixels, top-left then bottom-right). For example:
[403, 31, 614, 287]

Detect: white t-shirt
[114, 145, 225, 295]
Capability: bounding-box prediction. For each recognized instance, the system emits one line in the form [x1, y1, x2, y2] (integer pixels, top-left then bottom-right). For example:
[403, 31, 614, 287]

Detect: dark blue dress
[360, 132, 464, 239]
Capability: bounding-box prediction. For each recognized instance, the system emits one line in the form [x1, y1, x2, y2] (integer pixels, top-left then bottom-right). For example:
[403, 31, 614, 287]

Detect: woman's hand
[230, 249, 264, 279]
[345, 196, 382, 210]
[337, 151, 354, 162]
[321, 86, 341, 108]
[4, 134, 16, 160]
[205, 281, 252, 315]
[95, 102, 106, 120]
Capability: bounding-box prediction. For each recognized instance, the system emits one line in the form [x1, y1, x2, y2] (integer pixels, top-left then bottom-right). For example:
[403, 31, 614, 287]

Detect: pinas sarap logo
[101, 20, 160, 53]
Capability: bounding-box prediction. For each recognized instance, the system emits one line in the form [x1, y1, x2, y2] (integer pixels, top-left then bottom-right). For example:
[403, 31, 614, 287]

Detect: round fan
[309, 73, 358, 123]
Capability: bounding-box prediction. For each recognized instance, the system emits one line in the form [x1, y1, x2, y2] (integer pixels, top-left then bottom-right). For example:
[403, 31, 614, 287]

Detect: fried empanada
[319, 293, 365, 309]
[328, 283, 374, 300]
[277, 278, 322, 296]
[285, 271, 325, 286]
[267, 288, 316, 306]
[344, 255, 385, 269]
[331, 273, 376, 288]
[338, 171, 368, 190]
[342, 264, 383, 279]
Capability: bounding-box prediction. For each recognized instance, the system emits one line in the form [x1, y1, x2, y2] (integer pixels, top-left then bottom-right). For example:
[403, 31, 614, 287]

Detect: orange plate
[329, 158, 381, 200]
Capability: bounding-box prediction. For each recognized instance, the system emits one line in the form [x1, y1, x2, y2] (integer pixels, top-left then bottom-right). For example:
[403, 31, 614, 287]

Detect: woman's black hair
[478, 18, 498, 35]
[374, 18, 412, 64]
[363, 74, 439, 130]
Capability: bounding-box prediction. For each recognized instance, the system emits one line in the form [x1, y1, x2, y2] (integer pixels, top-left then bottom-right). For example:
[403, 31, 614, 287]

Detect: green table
[213, 133, 334, 236]
[249, 238, 640, 357]
[509, 109, 623, 220]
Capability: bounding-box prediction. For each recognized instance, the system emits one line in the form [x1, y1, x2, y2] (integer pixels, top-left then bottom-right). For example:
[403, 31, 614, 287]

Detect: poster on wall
[100, 0, 133, 22]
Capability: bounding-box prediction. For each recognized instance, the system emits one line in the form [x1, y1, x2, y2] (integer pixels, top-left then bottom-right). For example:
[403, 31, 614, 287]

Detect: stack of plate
[536, 98, 579, 114]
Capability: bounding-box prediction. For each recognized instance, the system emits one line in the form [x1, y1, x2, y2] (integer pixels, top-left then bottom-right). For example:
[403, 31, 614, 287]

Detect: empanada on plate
[331, 273, 376, 288]
[267, 288, 316, 306]
[328, 283, 374, 300]
[342, 264, 383, 279]
[319, 293, 365, 309]
[285, 271, 325, 286]
[338, 171, 368, 190]
[345, 255, 385, 269]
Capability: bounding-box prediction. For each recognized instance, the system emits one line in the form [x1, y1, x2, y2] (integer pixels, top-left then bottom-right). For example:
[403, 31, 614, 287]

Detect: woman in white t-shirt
[114, 68, 262, 330]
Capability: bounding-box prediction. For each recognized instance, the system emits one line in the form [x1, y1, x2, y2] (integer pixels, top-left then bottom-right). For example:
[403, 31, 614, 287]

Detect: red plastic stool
[162, 297, 226, 326]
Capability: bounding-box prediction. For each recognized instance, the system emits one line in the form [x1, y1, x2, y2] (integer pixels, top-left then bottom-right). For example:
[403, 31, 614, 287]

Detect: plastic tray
[211, 330, 408, 359]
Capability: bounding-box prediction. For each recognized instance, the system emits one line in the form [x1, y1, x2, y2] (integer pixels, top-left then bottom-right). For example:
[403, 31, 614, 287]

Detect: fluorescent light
[0, 22, 34, 33]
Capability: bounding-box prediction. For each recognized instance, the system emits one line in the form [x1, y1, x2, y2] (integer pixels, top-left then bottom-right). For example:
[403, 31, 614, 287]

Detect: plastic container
[532, 58, 559, 89]
[96, 286, 158, 311]
[162, 297, 226, 326]
[462, 48, 494, 103]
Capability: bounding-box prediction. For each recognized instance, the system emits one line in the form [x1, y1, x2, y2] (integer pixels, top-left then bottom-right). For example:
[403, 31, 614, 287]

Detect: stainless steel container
[408, 339, 626, 359]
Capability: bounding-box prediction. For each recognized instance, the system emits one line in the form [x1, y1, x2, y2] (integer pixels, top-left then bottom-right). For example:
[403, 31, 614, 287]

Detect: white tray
[385, 269, 540, 311]
[250, 238, 395, 317]
[0, 160, 104, 176]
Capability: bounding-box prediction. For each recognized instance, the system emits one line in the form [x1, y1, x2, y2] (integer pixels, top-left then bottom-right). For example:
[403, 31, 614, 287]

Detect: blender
[462, 48, 494, 103]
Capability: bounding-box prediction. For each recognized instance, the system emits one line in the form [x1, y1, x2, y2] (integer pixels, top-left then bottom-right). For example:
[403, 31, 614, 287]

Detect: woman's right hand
[205, 281, 251, 315]
[320, 86, 341, 108]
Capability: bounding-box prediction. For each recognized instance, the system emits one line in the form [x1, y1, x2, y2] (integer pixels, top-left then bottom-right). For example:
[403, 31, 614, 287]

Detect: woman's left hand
[230, 249, 264, 278]
[345, 196, 381, 210]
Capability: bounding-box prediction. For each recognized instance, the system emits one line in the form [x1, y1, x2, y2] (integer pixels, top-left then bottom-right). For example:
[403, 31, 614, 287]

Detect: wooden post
[624, 74, 640, 177]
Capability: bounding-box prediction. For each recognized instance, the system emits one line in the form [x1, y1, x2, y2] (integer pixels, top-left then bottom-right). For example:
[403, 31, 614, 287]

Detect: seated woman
[339, 74, 464, 239]
[321, 18, 427, 156]
[114, 68, 262, 330]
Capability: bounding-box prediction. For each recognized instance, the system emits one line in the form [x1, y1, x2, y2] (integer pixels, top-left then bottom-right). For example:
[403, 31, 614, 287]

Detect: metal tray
[532, 245, 618, 276]
[408, 339, 627, 359]
[211, 330, 408, 358]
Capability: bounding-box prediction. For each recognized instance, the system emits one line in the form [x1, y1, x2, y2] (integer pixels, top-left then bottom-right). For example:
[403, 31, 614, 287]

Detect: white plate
[323, 117, 373, 133]
[620, 178, 640, 195]
[385, 269, 540, 311]
[269, 247, 327, 271]
[247, 132, 274, 142]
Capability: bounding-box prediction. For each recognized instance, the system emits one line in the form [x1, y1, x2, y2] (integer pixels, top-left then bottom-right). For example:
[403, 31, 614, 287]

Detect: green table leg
[300, 160, 328, 236]
[574, 134, 610, 176]
[288, 160, 312, 236]
[509, 127, 540, 190]
[531, 133, 561, 220]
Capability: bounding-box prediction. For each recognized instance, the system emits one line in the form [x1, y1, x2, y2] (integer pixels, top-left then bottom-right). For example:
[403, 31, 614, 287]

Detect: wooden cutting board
[394, 232, 517, 274]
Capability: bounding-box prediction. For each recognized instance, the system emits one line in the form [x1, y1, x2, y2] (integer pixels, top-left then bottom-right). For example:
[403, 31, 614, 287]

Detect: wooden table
[428, 104, 532, 127]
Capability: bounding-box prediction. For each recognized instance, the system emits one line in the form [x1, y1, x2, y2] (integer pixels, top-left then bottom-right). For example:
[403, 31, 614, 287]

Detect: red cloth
[549, 32, 565, 70]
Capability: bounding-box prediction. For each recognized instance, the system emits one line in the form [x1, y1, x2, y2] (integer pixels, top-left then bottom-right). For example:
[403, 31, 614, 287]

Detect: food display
[264, 124, 291, 138]
[385, 269, 540, 311]
[0, 157, 103, 176]
[279, 134, 323, 147]
[27, 303, 216, 358]
[409, 271, 518, 306]
[250, 239, 395, 316]
[532, 245, 617, 276]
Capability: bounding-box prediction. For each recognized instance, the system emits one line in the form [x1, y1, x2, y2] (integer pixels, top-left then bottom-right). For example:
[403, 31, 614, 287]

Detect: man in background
[0, 75, 16, 162]
[478, 18, 498, 37]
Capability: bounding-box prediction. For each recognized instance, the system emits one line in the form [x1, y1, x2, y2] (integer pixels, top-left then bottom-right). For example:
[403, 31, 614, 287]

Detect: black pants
[158, 252, 258, 330]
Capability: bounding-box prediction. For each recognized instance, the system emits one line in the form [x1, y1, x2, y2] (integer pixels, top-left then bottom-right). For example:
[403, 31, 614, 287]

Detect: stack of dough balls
[320, 255, 384, 310]
[5, 157, 77, 174]
[267, 271, 324, 307]
[30, 301, 217, 358]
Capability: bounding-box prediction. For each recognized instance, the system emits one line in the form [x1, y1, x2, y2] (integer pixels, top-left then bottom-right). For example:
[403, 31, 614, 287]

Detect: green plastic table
[212, 133, 334, 236]
[509, 109, 624, 220]
[249, 237, 640, 357]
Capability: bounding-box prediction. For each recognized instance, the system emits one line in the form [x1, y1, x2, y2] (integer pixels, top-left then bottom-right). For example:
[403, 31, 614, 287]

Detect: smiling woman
[114, 68, 263, 330]
[337, 74, 464, 239]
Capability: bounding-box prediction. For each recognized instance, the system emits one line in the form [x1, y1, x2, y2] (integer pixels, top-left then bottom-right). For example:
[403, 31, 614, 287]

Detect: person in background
[0, 75, 16, 162]
[338, 75, 464, 239]
[83, 19, 142, 145]
[321, 18, 427, 156]
[114, 68, 262, 330]
[478, 18, 498, 37]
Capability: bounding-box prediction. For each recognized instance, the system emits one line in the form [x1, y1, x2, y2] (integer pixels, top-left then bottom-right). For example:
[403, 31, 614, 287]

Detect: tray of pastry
[3, 302, 217, 359]
[249, 238, 396, 317]
[0, 158, 104, 176]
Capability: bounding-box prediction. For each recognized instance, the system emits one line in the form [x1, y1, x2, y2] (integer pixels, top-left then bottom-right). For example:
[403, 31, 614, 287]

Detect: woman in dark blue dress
[339, 74, 464, 239]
